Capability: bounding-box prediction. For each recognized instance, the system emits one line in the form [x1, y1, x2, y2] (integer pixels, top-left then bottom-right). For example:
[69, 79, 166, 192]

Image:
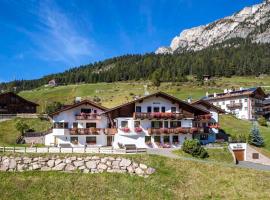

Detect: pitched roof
[191, 99, 225, 114]
[0, 92, 39, 106]
[104, 91, 209, 115]
[50, 99, 108, 116]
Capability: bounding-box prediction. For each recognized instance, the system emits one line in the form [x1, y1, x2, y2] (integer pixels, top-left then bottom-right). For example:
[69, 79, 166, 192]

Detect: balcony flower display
[160, 128, 169, 134]
[135, 127, 143, 133]
[209, 124, 220, 129]
[121, 127, 130, 133]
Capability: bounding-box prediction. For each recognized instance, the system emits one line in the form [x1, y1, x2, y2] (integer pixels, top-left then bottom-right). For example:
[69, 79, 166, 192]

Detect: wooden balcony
[148, 127, 203, 135]
[75, 113, 101, 120]
[105, 128, 117, 135]
[195, 114, 212, 121]
[134, 112, 184, 120]
[69, 128, 103, 135]
[226, 103, 243, 109]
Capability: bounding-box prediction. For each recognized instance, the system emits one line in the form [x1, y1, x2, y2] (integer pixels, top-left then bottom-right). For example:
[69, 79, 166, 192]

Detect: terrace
[148, 127, 204, 135]
[133, 112, 184, 120]
[75, 113, 101, 120]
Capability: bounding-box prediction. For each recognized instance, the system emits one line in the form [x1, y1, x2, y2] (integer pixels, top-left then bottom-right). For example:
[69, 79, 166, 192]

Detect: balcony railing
[104, 128, 117, 135]
[252, 102, 264, 107]
[69, 128, 103, 135]
[134, 112, 184, 120]
[148, 127, 203, 135]
[195, 114, 212, 121]
[226, 103, 243, 109]
[75, 113, 101, 120]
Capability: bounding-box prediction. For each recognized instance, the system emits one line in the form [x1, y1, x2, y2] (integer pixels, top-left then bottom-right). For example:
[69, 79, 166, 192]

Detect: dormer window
[135, 106, 141, 113]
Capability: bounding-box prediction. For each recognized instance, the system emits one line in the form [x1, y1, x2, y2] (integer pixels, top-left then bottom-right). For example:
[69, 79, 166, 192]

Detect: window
[147, 106, 152, 113]
[245, 107, 248, 111]
[53, 122, 68, 129]
[173, 136, 179, 143]
[151, 121, 162, 128]
[153, 107, 160, 112]
[73, 122, 78, 128]
[245, 99, 248, 102]
[161, 107, 166, 113]
[134, 121, 140, 128]
[230, 100, 235, 104]
[170, 121, 181, 128]
[171, 107, 176, 113]
[154, 136, 160, 143]
[70, 136, 78, 145]
[145, 136, 151, 143]
[93, 110, 97, 114]
[86, 123, 96, 128]
[81, 108, 91, 113]
[86, 137, 96, 145]
[135, 106, 141, 113]
[163, 136, 170, 143]
[239, 99, 242, 103]
[164, 121, 169, 128]
[121, 121, 128, 128]
[222, 101, 225, 105]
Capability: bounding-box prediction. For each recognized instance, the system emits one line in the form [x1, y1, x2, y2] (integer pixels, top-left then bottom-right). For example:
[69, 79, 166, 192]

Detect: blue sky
[0, 0, 263, 82]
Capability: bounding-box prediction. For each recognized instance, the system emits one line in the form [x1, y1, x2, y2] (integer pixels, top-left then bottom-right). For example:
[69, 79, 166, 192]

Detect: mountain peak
[156, 1, 270, 54]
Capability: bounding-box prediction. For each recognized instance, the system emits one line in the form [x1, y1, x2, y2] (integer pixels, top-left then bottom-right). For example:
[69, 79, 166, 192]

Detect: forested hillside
[1, 39, 270, 92]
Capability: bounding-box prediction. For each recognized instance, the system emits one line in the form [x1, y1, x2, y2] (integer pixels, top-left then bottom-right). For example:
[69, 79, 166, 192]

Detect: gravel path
[147, 148, 270, 172]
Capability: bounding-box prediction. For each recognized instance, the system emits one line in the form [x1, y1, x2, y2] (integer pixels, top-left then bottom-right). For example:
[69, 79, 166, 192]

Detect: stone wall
[0, 156, 155, 177]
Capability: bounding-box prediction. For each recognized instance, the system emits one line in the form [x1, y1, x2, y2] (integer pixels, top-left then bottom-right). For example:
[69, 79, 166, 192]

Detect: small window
[145, 136, 151, 143]
[163, 136, 170, 143]
[93, 110, 97, 114]
[154, 136, 160, 143]
[86, 137, 96, 145]
[135, 106, 141, 113]
[171, 107, 176, 113]
[70, 137, 78, 145]
[161, 107, 166, 113]
[239, 99, 242, 103]
[147, 106, 152, 113]
[73, 122, 78, 128]
[153, 107, 160, 112]
[121, 121, 128, 128]
[170, 121, 181, 128]
[164, 121, 169, 128]
[245, 99, 248, 102]
[86, 123, 96, 128]
[222, 101, 225, 105]
[134, 121, 140, 128]
[81, 108, 91, 113]
[173, 136, 179, 143]
[54, 122, 68, 129]
[245, 107, 248, 111]
[151, 121, 162, 128]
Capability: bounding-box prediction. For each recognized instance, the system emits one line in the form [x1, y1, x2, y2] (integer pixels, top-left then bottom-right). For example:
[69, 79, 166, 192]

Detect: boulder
[55, 159, 62, 166]
[139, 164, 147, 170]
[120, 159, 131, 167]
[146, 167, 156, 175]
[135, 167, 144, 176]
[52, 163, 66, 171]
[32, 163, 41, 170]
[97, 163, 107, 170]
[41, 166, 51, 171]
[47, 160, 55, 168]
[86, 161, 97, 169]
[65, 164, 76, 171]
[73, 161, 84, 167]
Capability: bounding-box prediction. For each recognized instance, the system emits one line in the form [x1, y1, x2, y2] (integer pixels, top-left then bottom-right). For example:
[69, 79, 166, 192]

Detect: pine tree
[248, 124, 264, 147]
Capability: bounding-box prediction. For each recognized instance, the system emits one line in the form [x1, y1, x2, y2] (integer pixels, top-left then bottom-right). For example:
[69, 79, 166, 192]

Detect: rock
[135, 167, 144, 176]
[146, 167, 156, 175]
[73, 161, 84, 167]
[65, 164, 76, 171]
[70, 156, 77, 161]
[32, 163, 40, 170]
[83, 169, 89, 173]
[78, 166, 86, 170]
[41, 166, 51, 171]
[23, 158, 32, 164]
[55, 159, 62, 166]
[132, 162, 138, 168]
[47, 160, 55, 168]
[127, 166, 135, 173]
[65, 158, 72, 164]
[92, 156, 99, 160]
[139, 164, 147, 170]
[2, 158, 10, 169]
[112, 160, 120, 167]
[17, 164, 25, 171]
[106, 161, 112, 166]
[86, 161, 97, 169]
[120, 159, 131, 167]
[52, 163, 66, 171]
[97, 163, 107, 170]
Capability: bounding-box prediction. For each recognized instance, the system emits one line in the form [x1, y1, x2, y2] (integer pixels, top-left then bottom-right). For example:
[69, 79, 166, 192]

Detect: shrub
[15, 120, 30, 136]
[258, 117, 267, 127]
[182, 139, 209, 158]
[45, 101, 64, 114]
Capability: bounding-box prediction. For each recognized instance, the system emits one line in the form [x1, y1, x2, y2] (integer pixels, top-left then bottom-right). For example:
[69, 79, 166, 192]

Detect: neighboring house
[203, 75, 211, 82]
[0, 92, 38, 114]
[191, 99, 226, 144]
[45, 92, 213, 148]
[203, 87, 267, 120]
[104, 92, 211, 148]
[45, 100, 109, 147]
[48, 79, 57, 87]
[263, 98, 270, 120]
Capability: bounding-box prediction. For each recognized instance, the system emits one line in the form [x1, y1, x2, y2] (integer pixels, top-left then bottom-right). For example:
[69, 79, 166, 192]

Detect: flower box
[121, 127, 130, 133]
[135, 127, 143, 133]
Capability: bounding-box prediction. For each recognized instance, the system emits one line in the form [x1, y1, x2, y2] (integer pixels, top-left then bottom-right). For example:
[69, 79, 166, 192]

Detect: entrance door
[233, 149, 244, 161]
[107, 136, 113, 146]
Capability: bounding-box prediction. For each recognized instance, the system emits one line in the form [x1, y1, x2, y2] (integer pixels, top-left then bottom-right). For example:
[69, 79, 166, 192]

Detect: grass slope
[0, 154, 270, 199]
[0, 118, 51, 146]
[19, 76, 270, 112]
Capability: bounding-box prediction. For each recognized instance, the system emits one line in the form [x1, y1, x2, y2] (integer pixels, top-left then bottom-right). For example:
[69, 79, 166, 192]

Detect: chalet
[0, 92, 38, 114]
[45, 92, 213, 148]
[191, 99, 225, 144]
[203, 87, 267, 120]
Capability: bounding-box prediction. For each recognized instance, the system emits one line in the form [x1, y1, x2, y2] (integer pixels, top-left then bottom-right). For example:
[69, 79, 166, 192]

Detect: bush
[258, 117, 267, 127]
[182, 139, 209, 158]
[45, 101, 64, 114]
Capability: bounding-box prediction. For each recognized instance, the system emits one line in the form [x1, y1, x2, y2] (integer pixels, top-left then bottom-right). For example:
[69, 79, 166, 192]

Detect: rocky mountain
[156, 0, 270, 54]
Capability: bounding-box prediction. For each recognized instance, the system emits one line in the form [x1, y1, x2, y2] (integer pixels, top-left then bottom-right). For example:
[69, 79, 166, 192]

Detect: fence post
[60, 147, 61, 153]
[13, 146, 15, 153]
[72, 147, 73, 153]
[99, 147, 100, 154]
[3, 146, 5, 153]
[25, 147, 26, 153]
[36, 147, 37, 153]
[48, 147, 49, 153]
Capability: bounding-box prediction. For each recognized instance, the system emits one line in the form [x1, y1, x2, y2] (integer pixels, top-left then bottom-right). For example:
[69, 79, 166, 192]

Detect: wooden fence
[0, 146, 146, 154]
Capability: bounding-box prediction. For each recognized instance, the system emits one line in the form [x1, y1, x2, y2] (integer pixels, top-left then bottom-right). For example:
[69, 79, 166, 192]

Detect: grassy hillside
[0, 154, 270, 199]
[19, 76, 270, 112]
[0, 118, 51, 146]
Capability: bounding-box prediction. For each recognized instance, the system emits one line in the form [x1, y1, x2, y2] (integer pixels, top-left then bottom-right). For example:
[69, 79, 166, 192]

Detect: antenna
[144, 85, 149, 96]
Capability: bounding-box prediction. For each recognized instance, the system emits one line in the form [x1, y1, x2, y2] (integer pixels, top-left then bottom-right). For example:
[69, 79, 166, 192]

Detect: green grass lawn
[0, 118, 51, 146]
[19, 76, 270, 113]
[0, 154, 270, 199]
[173, 147, 234, 164]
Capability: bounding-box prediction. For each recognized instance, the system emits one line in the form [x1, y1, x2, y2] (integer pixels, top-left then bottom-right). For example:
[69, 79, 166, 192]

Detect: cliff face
[156, 1, 270, 54]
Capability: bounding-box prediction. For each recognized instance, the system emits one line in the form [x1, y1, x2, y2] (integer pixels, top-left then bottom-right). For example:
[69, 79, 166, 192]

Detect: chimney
[75, 97, 82, 103]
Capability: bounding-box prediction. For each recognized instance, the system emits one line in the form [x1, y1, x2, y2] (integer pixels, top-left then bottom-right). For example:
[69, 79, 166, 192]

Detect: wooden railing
[195, 114, 212, 121]
[133, 112, 184, 120]
[75, 113, 101, 120]
[105, 128, 117, 135]
[148, 127, 203, 135]
[69, 128, 103, 135]
[227, 103, 243, 109]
